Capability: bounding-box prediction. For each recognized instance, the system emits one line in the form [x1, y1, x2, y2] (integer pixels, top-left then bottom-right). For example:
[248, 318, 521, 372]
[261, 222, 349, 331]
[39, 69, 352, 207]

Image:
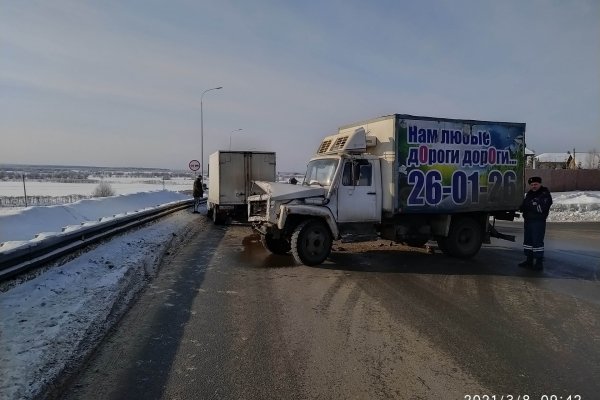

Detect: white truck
[207, 151, 276, 224]
[247, 114, 525, 265]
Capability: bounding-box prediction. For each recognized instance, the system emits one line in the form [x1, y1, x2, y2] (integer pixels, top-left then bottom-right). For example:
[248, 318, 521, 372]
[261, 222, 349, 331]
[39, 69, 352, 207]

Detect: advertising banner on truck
[396, 116, 526, 213]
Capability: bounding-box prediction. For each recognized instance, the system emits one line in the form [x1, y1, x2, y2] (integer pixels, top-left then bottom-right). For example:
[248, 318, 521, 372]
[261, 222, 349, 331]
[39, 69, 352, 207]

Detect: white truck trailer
[247, 114, 525, 265]
[207, 151, 276, 224]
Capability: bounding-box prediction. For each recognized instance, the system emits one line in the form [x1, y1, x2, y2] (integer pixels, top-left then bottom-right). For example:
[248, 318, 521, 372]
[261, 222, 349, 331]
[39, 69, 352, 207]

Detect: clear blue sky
[1, 0, 599, 171]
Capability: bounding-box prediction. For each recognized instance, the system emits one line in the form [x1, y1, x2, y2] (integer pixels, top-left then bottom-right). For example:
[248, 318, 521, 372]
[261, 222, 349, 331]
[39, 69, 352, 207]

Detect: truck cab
[248, 130, 386, 265]
[302, 153, 382, 223]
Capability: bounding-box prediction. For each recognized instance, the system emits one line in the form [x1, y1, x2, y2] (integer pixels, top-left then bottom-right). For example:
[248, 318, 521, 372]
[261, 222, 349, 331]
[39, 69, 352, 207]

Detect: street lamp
[201, 86, 223, 178]
[229, 128, 243, 150]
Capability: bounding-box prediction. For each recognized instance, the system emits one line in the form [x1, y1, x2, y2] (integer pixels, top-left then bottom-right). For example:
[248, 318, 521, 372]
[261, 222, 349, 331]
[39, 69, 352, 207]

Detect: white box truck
[207, 151, 276, 224]
[247, 114, 525, 265]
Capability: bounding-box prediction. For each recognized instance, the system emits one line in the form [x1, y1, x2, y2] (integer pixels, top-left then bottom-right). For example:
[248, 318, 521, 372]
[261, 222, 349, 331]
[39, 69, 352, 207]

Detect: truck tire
[291, 219, 332, 266]
[437, 216, 483, 258]
[261, 234, 291, 255]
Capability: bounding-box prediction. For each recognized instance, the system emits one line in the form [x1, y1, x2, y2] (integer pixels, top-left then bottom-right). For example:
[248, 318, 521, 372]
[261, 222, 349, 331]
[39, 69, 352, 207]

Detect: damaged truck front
[248, 114, 526, 266]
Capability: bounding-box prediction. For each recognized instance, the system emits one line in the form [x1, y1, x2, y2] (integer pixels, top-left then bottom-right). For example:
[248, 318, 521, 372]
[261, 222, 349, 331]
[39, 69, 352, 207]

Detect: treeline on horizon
[0, 165, 192, 181]
[1, 166, 305, 181]
[0, 194, 91, 208]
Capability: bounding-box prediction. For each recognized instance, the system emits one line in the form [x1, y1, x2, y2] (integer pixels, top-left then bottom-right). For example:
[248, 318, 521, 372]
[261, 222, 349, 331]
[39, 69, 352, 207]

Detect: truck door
[247, 152, 277, 198]
[337, 159, 381, 222]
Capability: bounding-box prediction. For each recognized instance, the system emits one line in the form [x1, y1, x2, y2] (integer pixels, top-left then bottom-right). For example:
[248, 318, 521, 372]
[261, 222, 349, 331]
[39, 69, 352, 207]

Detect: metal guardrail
[0, 199, 203, 280]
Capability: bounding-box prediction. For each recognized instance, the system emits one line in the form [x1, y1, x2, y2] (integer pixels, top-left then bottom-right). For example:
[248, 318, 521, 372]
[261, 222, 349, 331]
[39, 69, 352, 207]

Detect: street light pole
[229, 128, 243, 150]
[200, 86, 223, 179]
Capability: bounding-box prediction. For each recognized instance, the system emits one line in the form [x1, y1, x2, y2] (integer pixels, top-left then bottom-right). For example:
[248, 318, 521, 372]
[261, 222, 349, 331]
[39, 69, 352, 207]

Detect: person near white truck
[247, 114, 525, 265]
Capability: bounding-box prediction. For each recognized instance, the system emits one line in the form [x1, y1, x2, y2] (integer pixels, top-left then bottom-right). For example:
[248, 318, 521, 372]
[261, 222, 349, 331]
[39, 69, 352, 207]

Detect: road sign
[189, 160, 201, 171]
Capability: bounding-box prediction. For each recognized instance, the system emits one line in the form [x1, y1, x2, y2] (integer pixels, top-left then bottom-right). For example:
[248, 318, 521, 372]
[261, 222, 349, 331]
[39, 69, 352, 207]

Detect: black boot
[518, 256, 533, 268]
[531, 259, 544, 271]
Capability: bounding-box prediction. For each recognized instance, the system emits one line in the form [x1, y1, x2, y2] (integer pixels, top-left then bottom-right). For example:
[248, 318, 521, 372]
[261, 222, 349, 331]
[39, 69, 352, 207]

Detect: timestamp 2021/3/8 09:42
[464, 395, 582, 400]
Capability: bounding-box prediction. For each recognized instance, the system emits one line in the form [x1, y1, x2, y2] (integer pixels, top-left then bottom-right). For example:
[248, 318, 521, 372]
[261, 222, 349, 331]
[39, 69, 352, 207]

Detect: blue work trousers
[523, 219, 546, 260]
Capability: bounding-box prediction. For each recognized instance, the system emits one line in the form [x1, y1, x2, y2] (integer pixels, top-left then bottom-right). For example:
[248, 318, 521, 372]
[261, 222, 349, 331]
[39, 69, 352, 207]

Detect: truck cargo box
[208, 151, 276, 206]
[337, 114, 526, 215]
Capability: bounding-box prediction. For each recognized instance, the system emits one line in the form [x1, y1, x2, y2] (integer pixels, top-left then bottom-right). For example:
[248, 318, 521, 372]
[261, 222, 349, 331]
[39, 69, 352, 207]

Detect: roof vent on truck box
[317, 139, 332, 154]
[315, 127, 377, 155]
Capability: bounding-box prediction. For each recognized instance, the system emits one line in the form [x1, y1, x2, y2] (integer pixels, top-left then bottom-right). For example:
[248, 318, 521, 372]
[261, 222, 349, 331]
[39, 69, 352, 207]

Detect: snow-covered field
[1, 190, 599, 399]
[0, 177, 193, 198]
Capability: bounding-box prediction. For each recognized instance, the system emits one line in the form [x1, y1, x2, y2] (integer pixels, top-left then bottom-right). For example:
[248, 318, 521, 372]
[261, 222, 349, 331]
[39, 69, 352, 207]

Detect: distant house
[533, 152, 600, 169]
[534, 153, 574, 169]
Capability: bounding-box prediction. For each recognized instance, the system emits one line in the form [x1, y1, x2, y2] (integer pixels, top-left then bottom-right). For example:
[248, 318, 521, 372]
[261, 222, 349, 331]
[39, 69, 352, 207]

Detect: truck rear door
[247, 152, 276, 199]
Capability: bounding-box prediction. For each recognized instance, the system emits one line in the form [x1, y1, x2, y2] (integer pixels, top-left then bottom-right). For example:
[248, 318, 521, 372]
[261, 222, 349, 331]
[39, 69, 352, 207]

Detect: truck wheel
[291, 219, 332, 266]
[261, 234, 291, 255]
[438, 216, 483, 258]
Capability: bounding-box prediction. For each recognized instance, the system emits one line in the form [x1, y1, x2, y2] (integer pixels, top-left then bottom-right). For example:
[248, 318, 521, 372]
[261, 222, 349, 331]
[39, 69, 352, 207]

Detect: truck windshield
[303, 158, 339, 187]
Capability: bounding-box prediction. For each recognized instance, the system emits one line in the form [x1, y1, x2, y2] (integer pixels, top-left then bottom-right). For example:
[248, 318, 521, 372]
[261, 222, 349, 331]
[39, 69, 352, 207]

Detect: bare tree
[588, 148, 600, 169]
[92, 181, 115, 197]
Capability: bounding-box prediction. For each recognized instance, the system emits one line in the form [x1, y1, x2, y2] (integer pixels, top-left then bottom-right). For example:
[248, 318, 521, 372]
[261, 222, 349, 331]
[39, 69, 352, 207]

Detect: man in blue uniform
[519, 176, 553, 270]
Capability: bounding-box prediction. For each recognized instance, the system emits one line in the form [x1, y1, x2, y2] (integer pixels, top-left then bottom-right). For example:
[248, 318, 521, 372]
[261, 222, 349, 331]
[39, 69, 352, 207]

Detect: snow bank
[0, 191, 191, 244]
[0, 215, 187, 400]
[517, 191, 600, 222]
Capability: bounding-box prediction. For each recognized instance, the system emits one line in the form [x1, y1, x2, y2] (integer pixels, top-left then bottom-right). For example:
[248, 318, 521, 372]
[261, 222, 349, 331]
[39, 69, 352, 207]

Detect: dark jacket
[520, 186, 552, 220]
[193, 178, 203, 198]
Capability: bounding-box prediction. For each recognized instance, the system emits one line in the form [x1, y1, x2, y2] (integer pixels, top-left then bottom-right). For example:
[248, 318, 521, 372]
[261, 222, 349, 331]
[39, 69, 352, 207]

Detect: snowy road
[2, 191, 599, 399]
[56, 218, 600, 399]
